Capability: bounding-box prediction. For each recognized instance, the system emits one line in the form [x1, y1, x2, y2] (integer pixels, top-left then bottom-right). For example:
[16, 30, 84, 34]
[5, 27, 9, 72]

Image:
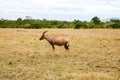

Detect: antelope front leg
[51, 45, 55, 51]
[51, 45, 56, 55]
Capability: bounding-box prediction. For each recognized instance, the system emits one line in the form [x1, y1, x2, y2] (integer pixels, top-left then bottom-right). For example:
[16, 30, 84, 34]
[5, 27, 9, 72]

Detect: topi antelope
[39, 31, 69, 53]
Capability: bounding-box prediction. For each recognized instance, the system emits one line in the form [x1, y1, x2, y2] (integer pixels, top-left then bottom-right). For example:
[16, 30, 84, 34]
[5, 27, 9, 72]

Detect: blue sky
[0, 0, 120, 21]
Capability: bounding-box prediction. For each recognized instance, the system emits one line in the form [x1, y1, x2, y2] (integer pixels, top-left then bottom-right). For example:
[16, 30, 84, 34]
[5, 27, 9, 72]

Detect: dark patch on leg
[65, 45, 69, 49]
[52, 45, 55, 49]
[64, 42, 69, 50]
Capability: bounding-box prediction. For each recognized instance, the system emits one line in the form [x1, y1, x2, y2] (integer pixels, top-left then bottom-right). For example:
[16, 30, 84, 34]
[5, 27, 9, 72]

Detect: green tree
[91, 16, 101, 24]
[17, 17, 22, 22]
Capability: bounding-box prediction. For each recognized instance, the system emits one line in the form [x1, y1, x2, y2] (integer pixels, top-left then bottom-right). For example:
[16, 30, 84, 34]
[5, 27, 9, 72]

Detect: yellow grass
[0, 28, 120, 80]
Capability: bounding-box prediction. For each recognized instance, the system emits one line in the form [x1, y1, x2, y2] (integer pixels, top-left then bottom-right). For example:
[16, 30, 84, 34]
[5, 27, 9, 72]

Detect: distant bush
[74, 23, 81, 29]
[109, 19, 120, 28]
[0, 16, 120, 29]
[110, 23, 120, 28]
[24, 23, 32, 29]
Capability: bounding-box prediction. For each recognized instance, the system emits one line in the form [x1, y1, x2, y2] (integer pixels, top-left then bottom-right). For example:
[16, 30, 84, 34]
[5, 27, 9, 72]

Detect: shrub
[24, 23, 32, 29]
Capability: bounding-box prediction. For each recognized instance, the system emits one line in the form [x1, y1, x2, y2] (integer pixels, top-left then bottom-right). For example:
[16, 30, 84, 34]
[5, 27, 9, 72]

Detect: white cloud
[0, 0, 120, 20]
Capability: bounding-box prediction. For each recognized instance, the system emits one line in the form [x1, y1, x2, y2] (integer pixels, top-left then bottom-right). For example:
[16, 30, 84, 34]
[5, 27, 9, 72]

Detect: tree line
[0, 16, 120, 29]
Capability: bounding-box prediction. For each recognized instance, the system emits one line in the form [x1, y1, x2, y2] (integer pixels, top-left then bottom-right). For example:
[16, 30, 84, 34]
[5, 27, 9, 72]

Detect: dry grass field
[0, 28, 120, 80]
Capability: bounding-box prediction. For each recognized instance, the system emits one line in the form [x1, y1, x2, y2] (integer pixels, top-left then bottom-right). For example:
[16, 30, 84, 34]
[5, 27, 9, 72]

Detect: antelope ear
[42, 31, 48, 35]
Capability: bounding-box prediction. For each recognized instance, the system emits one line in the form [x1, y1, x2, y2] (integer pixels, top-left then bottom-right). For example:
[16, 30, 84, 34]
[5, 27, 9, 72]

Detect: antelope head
[39, 31, 48, 40]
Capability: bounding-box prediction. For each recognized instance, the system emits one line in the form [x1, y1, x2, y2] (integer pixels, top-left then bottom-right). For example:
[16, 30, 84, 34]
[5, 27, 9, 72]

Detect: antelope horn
[42, 31, 48, 35]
